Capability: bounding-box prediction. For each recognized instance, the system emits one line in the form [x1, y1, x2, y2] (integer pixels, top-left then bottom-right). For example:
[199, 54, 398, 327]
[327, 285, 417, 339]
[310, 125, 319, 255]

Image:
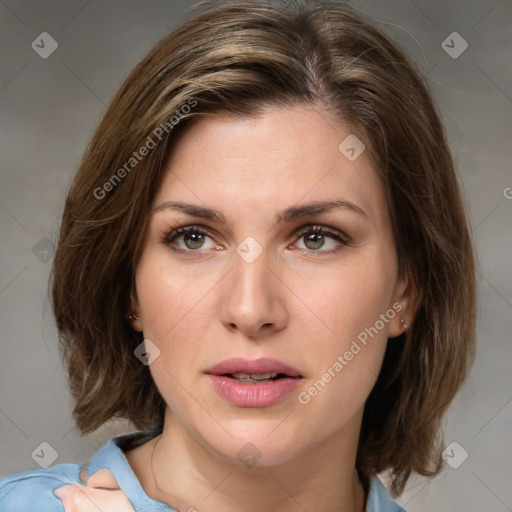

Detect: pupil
[185, 233, 204, 249]
[305, 233, 324, 250]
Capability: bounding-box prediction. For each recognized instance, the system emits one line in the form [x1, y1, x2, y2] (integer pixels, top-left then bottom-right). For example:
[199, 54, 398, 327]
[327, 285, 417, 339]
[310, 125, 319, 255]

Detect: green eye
[295, 226, 349, 252]
[303, 232, 326, 250]
[163, 226, 216, 252]
[163, 224, 348, 256]
[182, 232, 206, 250]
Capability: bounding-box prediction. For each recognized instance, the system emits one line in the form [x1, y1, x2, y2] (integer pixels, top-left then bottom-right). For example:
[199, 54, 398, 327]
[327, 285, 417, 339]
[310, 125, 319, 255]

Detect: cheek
[134, 245, 233, 411]
[135, 245, 219, 343]
[135, 250, 212, 418]
[294, 251, 397, 350]
[293, 253, 396, 417]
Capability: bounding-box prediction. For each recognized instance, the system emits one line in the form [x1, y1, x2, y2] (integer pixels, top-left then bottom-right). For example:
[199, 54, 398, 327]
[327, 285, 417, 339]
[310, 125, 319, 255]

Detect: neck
[141, 409, 367, 512]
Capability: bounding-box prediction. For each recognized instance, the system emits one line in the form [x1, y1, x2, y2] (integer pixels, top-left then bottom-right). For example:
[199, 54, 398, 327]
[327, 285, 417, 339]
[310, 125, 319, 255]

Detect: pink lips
[206, 358, 303, 408]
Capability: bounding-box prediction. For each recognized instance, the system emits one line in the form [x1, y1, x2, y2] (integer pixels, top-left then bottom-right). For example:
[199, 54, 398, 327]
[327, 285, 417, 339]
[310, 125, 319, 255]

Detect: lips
[206, 358, 303, 407]
[206, 357, 302, 379]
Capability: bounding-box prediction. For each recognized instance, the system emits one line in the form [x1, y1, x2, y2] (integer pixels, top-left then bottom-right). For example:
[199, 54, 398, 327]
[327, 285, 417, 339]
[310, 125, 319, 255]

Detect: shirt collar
[87, 432, 406, 512]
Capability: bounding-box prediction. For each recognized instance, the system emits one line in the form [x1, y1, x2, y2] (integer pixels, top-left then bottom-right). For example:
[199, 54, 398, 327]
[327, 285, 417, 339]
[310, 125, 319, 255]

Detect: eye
[293, 225, 349, 253]
[162, 225, 220, 253]
[162, 224, 349, 256]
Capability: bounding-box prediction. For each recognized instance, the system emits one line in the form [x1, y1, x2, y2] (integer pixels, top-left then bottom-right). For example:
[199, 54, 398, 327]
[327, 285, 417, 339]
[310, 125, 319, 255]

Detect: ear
[127, 290, 143, 332]
[387, 271, 421, 339]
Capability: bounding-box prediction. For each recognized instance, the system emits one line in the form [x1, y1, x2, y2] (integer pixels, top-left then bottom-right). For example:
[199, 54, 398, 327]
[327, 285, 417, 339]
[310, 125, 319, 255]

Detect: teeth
[230, 372, 279, 381]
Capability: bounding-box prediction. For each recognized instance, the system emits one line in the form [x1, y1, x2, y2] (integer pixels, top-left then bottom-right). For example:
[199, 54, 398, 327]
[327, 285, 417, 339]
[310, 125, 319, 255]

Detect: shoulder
[0, 463, 82, 511]
[366, 476, 407, 512]
[0, 431, 165, 512]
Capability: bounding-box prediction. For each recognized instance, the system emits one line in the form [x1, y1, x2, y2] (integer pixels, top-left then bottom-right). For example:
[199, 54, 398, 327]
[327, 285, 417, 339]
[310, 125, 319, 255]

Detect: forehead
[154, 106, 386, 225]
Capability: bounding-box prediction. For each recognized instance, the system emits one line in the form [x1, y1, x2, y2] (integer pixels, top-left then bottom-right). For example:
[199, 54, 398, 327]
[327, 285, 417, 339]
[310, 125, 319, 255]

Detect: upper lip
[206, 358, 303, 378]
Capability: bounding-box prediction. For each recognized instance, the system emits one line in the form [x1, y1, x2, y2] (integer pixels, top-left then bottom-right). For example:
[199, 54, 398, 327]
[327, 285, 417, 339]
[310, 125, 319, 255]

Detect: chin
[198, 420, 308, 468]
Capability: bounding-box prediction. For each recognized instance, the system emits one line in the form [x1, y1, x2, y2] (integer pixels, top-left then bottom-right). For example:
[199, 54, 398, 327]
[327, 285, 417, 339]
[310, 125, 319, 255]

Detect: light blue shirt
[0, 432, 406, 511]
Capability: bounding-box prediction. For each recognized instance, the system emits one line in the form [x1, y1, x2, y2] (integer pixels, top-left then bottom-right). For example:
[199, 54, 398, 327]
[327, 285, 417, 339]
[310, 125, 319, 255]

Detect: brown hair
[51, 0, 476, 496]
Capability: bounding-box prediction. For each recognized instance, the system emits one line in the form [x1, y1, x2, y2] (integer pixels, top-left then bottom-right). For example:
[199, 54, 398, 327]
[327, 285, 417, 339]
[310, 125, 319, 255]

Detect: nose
[219, 246, 288, 339]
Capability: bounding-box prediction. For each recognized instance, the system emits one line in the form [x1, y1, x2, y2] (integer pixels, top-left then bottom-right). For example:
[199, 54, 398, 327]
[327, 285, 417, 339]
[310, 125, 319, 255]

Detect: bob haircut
[51, 0, 476, 496]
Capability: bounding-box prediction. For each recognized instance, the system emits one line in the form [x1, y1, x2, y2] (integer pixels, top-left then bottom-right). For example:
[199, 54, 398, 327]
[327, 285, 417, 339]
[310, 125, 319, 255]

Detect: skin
[54, 104, 416, 512]
[53, 469, 133, 510]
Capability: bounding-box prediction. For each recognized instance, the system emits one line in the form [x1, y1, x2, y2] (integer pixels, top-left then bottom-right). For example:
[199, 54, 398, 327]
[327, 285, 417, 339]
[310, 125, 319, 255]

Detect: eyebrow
[152, 199, 369, 225]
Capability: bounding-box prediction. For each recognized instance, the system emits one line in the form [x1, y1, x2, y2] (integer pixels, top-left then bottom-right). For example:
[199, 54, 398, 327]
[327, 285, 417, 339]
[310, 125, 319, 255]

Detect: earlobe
[388, 272, 420, 339]
[128, 312, 143, 332]
[128, 293, 143, 332]
[388, 307, 408, 339]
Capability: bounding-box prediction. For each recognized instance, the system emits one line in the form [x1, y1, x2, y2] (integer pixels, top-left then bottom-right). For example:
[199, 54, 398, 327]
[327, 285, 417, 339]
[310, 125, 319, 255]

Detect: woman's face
[134, 105, 409, 466]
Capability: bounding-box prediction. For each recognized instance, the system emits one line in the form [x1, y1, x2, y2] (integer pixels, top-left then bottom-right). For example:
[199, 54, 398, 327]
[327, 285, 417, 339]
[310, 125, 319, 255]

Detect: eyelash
[161, 224, 350, 256]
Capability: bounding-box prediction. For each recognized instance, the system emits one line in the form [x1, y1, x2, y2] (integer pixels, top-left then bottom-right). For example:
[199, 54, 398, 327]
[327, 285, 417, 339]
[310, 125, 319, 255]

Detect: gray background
[1, 0, 511, 510]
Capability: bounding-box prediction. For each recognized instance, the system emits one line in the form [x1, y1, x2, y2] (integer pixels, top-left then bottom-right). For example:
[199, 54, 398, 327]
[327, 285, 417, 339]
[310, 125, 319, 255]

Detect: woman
[0, 1, 476, 511]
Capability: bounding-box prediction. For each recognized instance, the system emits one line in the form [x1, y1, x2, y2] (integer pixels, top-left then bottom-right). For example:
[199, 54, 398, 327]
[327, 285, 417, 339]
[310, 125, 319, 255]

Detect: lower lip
[208, 375, 302, 407]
